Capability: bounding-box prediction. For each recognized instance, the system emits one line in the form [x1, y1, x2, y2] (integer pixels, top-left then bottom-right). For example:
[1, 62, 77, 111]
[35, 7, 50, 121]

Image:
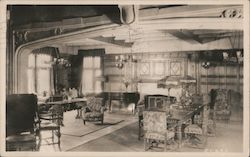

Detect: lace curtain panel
[82, 56, 102, 95]
[27, 53, 54, 97]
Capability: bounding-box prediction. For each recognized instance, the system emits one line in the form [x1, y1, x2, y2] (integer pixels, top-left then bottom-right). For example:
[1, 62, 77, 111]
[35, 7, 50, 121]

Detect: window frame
[82, 55, 104, 95]
[27, 53, 53, 96]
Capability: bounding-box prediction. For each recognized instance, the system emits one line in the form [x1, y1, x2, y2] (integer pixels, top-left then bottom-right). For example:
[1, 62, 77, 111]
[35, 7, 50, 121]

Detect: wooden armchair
[143, 111, 176, 151]
[137, 95, 177, 141]
[183, 103, 209, 148]
[38, 104, 62, 146]
[6, 94, 40, 151]
[82, 97, 105, 125]
[210, 89, 231, 122]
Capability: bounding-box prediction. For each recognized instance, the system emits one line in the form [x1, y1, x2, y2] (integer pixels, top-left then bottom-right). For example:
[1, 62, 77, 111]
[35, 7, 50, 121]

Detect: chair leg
[144, 138, 147, 151]
[83, 120, 86, 125]
[52, 130, 54, 143]
[138, 122, 141, 140]
[58, 136, 61, 146]
[36, 132, 42, 151]
[164, 139, 167, 152]
[57, 128, 61, 145]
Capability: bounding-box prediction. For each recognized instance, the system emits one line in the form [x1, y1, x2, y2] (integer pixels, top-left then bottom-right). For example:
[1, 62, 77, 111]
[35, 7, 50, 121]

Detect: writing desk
[38, 97, 88, 119]
[43, 98, 87, 105]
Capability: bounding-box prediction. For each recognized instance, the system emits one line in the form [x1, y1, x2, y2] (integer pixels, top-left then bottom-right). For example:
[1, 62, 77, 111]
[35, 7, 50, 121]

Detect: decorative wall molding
[12, 5, 243, 51]
[14, 31, 29, 47]
[54, 27, 63, 35]
[220, 8, 243, 18]
[140, 5, 243, 20]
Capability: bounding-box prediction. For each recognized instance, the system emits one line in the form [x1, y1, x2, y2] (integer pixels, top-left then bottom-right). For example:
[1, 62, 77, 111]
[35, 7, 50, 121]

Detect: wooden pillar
[6, 7, 15, 94]
[202, 104, 208, 136]
[225, 62, 227, 89]
[197, 60, 201, 94]
[236, 64, 240, 92]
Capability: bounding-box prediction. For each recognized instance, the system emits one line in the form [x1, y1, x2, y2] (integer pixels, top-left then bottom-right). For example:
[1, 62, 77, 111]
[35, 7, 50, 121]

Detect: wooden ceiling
[10, 5, 243, 54]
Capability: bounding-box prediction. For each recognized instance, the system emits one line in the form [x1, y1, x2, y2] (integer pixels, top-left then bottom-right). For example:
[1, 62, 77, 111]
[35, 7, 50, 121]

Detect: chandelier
[201, 61, 211, 69]
[52, 57, 71, 67]
[115, 24, 138, 69]
[52, 47, 71, 68]
[222, 51, 243, 64]
[115, 54, 137, 69]
[222, 30, 243, 64]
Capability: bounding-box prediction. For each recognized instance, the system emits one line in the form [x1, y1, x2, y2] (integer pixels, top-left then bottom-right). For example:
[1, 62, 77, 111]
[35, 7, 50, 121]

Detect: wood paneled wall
[103, 51, 243, 98]
[200, 63, 243, 94]
[103, 52, 191, 97]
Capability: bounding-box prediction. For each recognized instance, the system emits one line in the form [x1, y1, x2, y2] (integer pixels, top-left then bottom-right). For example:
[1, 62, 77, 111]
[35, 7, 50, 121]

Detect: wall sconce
[222, 51, 243, 64]
[222, 52, 229, 61]
[201, 61, 211, 69]
[236, 51, 243, 63]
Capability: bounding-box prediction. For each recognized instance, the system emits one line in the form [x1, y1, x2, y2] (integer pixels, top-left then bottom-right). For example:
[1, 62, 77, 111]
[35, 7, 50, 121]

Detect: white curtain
[27, 53, 53, 97]
[82, 56, 102, 95]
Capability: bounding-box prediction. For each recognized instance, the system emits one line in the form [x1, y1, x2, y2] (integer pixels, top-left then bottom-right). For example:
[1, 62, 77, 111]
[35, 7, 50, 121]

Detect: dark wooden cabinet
[103, 92, 140, 112]
[144, 94, 176, 110]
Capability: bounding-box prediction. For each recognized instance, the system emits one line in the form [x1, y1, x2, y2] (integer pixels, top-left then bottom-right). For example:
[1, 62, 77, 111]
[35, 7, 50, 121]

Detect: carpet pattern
[61, 113, 125, 137]
[70, 122, 142, 151]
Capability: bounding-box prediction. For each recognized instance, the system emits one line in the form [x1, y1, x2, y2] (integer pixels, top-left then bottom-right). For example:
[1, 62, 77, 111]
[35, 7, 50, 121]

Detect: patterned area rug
[61, 111, 124, 137]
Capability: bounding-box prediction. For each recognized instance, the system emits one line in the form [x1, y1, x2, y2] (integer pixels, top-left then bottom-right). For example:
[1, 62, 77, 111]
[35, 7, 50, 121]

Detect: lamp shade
[157, 76, 181, 89]
[179, 75, 196, 84]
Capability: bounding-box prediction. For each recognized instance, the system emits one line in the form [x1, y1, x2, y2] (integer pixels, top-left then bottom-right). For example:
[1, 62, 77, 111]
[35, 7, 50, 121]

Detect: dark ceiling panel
[9, 5, 120, 26]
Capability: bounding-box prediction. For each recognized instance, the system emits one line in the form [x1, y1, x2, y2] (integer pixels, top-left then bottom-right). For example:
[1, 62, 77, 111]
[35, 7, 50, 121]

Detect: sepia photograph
[0, 0, 249, 157]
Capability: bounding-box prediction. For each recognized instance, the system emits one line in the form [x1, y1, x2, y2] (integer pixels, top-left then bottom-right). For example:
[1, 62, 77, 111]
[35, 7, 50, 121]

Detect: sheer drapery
[82, 56, 102, 95]
[27, 48, 55, 97]
[79, 49, 105, 95]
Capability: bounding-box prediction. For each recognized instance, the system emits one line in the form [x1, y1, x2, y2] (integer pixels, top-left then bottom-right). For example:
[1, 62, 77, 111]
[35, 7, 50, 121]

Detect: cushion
[184, 124, 203, 135]
[84, 112, 103, 119]
[6, 134, 36, 142]
[87, 97, 103, 112]
[145, 131, 175, 141]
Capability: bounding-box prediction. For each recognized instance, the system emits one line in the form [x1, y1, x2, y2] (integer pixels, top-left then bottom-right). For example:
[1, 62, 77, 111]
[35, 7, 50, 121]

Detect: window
[82, 56, 102, 94]
[27, 53, 53, 97]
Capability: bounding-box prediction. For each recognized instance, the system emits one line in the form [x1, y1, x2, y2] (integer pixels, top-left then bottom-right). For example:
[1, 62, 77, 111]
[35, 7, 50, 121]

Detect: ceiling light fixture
[52, 47, 71, 68]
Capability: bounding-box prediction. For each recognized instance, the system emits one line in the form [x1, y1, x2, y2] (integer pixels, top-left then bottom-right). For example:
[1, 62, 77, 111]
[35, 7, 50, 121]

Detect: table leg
[177, 121, 182, 149]
[75, 102, 84, 119]
[138, 115, 143, 140]
[138, 119, 141, 140]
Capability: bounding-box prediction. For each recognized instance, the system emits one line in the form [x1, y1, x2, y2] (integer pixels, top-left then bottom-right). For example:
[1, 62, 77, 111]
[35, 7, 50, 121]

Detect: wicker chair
[82, 97, 105, 125]
[143, 111, 176, 151]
